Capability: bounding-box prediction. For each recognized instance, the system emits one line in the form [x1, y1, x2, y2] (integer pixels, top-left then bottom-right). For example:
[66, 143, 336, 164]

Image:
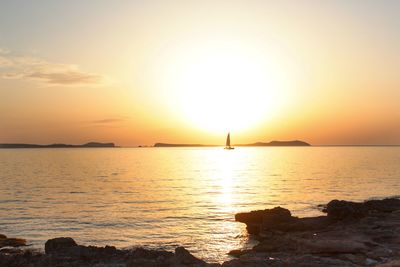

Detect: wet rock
[44, 237, 77, 254]
[0, 235, 26, 248]
[130, 247, 174, 260]
[173, 246, 206, 265]
[228, 249, 251, 258]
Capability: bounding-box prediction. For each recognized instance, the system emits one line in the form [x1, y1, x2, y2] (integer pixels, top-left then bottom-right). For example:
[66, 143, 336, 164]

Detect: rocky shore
[1, 198, 400, 266]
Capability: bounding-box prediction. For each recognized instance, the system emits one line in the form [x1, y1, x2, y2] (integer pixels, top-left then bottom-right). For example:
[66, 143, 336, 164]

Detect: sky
[0, 0, 399, 146]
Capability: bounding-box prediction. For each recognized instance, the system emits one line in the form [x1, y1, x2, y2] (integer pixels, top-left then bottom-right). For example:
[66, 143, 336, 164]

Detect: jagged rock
[44, 237, 77, 254]
[129, 247, 174, 260]
[172, 246, 206, 265]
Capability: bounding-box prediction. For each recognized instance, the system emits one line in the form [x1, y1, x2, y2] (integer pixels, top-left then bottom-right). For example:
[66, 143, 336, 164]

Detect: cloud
[0, 49, 104, 86]
[92, 118, 127, 124]
[0, 48, 10, 55]
[27, 69, 102, 85]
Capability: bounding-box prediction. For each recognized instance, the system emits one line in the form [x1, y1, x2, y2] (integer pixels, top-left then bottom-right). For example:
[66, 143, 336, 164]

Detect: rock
[326, 200, 368, 220]
[262, 207, 294, 228]
[44, 237, 77, 254]
[300, 239, 368, 254]
[129, 247, 174, 260]
[0, 248, 24, 254]
[375, 259, 400, 267]
[235, 207, 291, 224]
[338, 253, 367, 265]
[291, 254, 358, 267]
[365, 258, 378, 265]
[0, 235, 26, 248]
[235, 209, 267, 234]
[253, 235, 296, 253]
[228, 249, 250, 257]
[173, 246, 205, 265]
[365, 198, 400, 213]
[325, 198, 400, 221]
[236, 207, 298, 234]
[236, 207, 331, 234]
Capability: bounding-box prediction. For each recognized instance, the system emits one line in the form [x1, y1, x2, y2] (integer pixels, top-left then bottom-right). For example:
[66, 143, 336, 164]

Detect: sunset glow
[1, 1, 399, 145]
[2, 2, 400, 266]
[171, 43, 284, 133]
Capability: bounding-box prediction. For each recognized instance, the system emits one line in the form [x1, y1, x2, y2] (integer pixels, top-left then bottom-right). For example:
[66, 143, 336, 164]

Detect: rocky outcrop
[0, 235, 26, 248]
[325, 198, 400, 220]
[233, 198, 400, 266]
[44, 237, 77, 254]
[0, 237, 217, 267]
[235, 206, 330, 234]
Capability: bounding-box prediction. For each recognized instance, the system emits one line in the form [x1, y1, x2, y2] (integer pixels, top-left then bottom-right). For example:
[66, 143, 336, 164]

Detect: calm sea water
[1, 147, 399, 262]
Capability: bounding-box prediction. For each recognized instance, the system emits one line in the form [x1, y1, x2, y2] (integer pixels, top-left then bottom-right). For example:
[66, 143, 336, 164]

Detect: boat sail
[224, 132, 234, 149]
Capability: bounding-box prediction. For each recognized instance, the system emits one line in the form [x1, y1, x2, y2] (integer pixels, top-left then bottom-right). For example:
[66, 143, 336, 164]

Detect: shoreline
[2, 197, 400, 266]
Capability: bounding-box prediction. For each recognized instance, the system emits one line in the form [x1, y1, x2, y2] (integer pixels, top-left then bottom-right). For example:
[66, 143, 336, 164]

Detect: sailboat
[224, 132, 235, 150]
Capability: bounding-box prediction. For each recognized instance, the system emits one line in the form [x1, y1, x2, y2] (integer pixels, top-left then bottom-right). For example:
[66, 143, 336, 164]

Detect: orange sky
[0, 1, 399, 146]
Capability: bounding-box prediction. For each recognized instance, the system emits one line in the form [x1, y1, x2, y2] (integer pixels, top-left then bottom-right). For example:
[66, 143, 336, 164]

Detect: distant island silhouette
[154, 143, 217, 147]
[0, 142, 116, 148]
[238, 140, 310, 146]
[154, 140, 310, 147]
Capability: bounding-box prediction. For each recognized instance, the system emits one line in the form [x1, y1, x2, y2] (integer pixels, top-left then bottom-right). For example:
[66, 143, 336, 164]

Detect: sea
[1, 147, 399, 262]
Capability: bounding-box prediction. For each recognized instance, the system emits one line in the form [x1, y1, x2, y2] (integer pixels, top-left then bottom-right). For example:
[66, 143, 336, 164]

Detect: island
[0, 142, 116, 148]
[154, 140, 310, 147]
[237, 140, 310, 146]
[154, 143, 217, 147]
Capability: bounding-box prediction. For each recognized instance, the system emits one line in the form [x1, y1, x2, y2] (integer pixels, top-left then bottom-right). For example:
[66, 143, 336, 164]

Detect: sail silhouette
[224, 133, 234, 150]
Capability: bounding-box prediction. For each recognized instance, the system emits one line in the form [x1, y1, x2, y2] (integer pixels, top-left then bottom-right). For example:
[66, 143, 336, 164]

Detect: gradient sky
[1, 0, 399, 146]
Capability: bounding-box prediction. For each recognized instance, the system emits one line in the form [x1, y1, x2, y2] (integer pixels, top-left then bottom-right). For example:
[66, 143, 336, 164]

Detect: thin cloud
[92, 118, 127, 124]
[0, 49, 104, 86]
[28, 69, 101, 85]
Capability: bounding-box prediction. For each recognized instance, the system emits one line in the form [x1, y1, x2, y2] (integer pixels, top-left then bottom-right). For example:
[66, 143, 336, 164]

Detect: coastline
[2, 197, 400, 266]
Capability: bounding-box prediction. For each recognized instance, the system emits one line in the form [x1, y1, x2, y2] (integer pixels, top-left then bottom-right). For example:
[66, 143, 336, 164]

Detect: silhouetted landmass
[154, 143, 217, 147]
[0, 142, 116, 148]
[154, 140, 310, 147]
[238, 140, 311, 146]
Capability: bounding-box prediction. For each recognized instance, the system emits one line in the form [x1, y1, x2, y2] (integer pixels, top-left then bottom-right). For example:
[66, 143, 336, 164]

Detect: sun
[156, 42, 285, 134]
